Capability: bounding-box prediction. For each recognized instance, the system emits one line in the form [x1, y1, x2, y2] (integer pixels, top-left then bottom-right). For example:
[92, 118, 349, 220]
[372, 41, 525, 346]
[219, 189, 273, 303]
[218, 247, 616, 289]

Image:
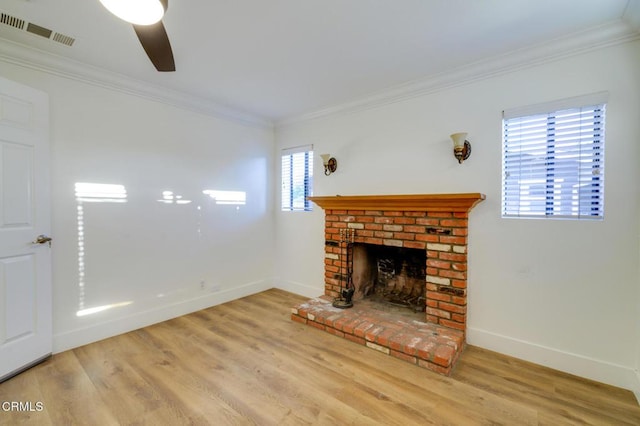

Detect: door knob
[32, 234, 52, 247]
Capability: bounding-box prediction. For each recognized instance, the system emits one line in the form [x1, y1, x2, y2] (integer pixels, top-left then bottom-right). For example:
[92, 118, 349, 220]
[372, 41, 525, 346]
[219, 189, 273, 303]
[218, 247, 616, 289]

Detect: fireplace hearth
[291, 193, 485, 375]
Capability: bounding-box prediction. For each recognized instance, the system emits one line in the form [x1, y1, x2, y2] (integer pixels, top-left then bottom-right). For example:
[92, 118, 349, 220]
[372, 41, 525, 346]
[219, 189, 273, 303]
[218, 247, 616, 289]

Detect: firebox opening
[352, 243, 426, 315]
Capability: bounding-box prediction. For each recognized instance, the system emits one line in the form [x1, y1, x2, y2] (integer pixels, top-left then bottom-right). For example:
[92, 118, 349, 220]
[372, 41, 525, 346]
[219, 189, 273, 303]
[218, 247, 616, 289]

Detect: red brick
[416, 218, 440, 226]
[364, 325, 384, 342]
[375, 328, 398, 347]
[438, 301, 466, 314]
[452, 263, 467, 271]
[440, 219, 468, 227]
[374, 216, 394, 224]
[333, 316, 350, 331]
[433, 345, 455, 367]
[452, 296, 467, 305]
[451, 280, 467, 289]
[390, 349, 417, 364]
[427, 307, 451, 319]
[427, 259, 451, 269]
[347, 210, 365, 215]
[415, 340, 436, 360]
[405, 211, 427, 217]
[439, 252, 466, 262]
[429, 292, 452, 302]
[291, 314, 307, 324]
[343, 318, 364, 334]
[326, 327, 345, 338]
[403, 241, 426, 250]
[308, 321, 326, 331]
[365, 210, 383, 216]
[393, 217, 416, 225]
[439, 236, 467, 245]
[452, 313, 466, 323]
[439, 270, 466, 280]
[354, 321, 375, 338]
[325, 265, 339, 273]
[452, 227, 468, 236]
[393, 232, 415, 240]
[356, 215, 375, 223]
[383, 211, 403, 216]
[374, 231, 393, 238]
[439, 319, 465, 331]
[429, 212, 452, 218]
[364, 223, 383, 230]
[416, 234, 440, 242]
[404, 225, 426, 233]
[345, 334, 366, 345]
[418, 359, 452, 376]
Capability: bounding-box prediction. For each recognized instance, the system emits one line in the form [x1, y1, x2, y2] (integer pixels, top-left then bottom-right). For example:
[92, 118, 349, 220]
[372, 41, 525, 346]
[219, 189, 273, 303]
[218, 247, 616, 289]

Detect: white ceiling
[0, 0, 638, 124]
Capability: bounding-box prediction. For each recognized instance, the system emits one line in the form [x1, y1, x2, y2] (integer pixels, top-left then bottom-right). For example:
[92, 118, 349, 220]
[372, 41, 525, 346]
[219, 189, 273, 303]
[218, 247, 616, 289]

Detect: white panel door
[0, 76, 51, 382]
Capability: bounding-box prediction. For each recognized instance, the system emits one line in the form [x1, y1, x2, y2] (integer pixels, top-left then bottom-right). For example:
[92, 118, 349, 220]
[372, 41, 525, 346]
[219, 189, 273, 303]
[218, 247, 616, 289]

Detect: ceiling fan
[99, 0, 175, 72]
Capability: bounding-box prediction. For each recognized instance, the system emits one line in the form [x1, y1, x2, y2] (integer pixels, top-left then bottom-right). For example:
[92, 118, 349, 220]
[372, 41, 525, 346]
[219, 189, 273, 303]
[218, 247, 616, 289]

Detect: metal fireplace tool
[333, 228, 355, 309]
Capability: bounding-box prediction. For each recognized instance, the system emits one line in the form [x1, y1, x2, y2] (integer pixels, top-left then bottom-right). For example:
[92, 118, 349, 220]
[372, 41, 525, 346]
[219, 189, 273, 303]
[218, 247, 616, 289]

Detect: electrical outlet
[199, 280, 205, 290]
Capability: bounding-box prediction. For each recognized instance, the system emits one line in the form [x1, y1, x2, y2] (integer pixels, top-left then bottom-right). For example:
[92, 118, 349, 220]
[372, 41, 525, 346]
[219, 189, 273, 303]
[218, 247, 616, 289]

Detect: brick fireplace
[291, 193, 485, 375]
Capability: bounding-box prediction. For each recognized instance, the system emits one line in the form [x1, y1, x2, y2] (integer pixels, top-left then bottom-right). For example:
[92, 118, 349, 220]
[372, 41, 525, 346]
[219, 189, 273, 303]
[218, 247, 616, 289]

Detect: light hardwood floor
[1, 289, 639, 425]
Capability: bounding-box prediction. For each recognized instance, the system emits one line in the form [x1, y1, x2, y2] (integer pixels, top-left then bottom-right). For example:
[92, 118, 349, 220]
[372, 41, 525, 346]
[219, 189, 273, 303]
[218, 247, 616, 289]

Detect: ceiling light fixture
[98, 0, 166, 25]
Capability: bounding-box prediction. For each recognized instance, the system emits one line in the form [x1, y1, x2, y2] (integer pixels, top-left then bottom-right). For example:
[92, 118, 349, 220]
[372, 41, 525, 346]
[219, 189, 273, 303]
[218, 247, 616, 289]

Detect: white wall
[275, 40, 640, 391]
[0, 62, 275, 353]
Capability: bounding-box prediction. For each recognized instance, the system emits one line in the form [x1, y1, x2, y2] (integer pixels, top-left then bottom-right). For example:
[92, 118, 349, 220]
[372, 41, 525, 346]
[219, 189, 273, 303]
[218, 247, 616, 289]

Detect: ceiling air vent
[0, 11, 75, 47]
[26, 22, 52, 39]
[1, 12, 25, 30]
[52, 32, 75, 47]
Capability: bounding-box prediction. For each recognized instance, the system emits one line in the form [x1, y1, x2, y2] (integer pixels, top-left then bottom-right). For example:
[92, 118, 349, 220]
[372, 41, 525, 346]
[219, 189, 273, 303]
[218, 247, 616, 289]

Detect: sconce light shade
[320, 154, 337, 175]
[99, 0, 166, 25]
[450, 132, 471, 164]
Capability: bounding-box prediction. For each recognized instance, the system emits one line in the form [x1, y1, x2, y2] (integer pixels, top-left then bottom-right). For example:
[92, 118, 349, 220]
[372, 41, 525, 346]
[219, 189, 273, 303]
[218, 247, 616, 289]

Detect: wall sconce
[320, 154, 337, 175]
[450, 132, 471, 164]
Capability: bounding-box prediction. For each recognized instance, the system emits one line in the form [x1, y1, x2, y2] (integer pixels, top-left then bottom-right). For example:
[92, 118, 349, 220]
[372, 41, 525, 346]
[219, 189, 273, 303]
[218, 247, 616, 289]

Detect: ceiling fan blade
[133, 21, 175, 72]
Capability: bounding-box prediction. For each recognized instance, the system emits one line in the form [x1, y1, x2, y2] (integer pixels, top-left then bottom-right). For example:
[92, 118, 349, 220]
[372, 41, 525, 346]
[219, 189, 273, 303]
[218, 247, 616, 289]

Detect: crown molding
[0, 39, 273, 129]
[624, 0, 640, 30]
[277, 19, 640, 128]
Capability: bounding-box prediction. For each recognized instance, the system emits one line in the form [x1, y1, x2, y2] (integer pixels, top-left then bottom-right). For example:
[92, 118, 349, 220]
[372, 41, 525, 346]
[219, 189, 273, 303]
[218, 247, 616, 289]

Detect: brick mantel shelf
[307, 193, 485, 212]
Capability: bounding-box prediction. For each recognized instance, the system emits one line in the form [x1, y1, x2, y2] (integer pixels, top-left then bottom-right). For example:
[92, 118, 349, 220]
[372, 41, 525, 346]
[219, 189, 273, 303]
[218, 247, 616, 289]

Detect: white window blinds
[281, 145, 313, 211]
[502, 93, 607, 219]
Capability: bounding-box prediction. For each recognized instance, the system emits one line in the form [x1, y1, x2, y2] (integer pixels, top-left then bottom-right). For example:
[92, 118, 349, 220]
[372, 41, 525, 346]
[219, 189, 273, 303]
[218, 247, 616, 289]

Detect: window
[281, 145, 313, 211]
[502, 93, 606, 219]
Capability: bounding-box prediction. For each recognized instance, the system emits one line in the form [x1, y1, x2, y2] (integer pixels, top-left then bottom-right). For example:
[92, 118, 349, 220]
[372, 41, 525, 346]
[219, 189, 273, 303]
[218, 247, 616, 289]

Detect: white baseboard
[274, 279, 323, 298]
[467, 327, 638, 394]
[53, 279, 273, 353]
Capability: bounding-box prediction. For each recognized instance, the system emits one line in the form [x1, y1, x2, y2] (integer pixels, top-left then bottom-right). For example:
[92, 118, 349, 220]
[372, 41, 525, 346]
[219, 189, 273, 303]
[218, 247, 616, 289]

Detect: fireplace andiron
[333, 228, 355, 309]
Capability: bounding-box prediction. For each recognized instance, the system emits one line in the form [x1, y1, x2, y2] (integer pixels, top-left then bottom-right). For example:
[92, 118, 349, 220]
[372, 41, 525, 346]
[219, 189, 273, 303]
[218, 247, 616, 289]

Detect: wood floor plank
[1, 289, 639, 425]
[220, 296, 538, 425]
